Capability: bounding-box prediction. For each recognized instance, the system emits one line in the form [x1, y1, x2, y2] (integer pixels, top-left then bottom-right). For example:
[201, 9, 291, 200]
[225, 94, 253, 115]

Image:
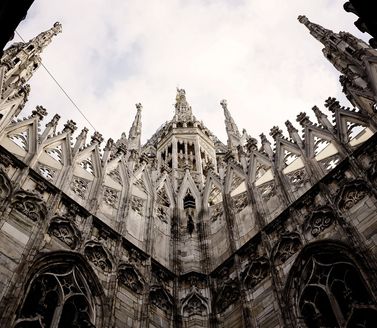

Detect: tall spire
[220, 99, 241, 150]
[128, 103, 142, 151]
[298, 15, 377, 94]
[174, 88, 193, 122]
[298, 15, 334, 45]
[0, 22, 62, 96]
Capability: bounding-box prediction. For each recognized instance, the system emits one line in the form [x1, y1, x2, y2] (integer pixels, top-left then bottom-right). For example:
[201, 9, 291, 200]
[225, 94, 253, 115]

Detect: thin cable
[15, 30, 97, 131]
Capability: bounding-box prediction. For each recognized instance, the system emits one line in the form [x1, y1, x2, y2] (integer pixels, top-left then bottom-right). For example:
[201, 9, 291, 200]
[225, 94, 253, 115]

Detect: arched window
[14, 262, 97, 328]
[286, 243, 377, 328]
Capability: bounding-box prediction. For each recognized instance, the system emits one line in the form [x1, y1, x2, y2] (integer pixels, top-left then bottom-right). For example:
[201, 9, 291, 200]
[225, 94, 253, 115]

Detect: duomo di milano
[1, 12, 377, 328]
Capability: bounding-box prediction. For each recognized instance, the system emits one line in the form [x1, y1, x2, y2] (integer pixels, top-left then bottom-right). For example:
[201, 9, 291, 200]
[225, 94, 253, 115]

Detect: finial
[285, 120, 298, 133]
[297, 15, 309, 25]
[104, 138, 114, 151]
[220, 99, 227, 110]
[296, 112, 312, 126]
[246, 137, 258, 152]
[269, 126, 283, 139]
[136, 103, 142, 111]
[312, 105, 326, 120]
[324, 97, 341, 112]
[52, 22, 62, 34]
[32, 105, 48, 120]
[78, 127, 89, 139]
[91, 131, 104, 145]
[260, 133, 270, 144]
[46, 114, 60, 127]
[63, 120, 77, 133]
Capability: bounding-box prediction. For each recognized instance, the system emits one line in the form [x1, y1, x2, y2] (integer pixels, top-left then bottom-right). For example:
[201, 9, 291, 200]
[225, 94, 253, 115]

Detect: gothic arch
[284, 240, 377, 328]
[13, 251, 106, 328]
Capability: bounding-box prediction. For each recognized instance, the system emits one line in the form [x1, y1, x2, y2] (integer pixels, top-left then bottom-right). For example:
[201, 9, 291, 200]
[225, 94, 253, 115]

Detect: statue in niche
[187, 214, 194, 235]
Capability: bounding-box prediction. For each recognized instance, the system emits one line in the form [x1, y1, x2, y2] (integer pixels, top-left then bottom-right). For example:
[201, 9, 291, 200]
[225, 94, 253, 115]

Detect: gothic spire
[220, 99, 241, 150]
[174, 88, 193, 122]
[1, 22, 62, 95]
[128, 103, 142, 151]
[298, 15, 334, 45]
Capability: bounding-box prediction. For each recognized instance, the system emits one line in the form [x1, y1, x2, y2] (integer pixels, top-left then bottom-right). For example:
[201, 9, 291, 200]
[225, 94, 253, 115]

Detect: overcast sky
[12, 0, 369, 146]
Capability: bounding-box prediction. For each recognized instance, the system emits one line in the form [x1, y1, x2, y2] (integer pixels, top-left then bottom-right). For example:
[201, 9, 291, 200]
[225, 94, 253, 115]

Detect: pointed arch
[13, 251, 106, 328]
[284, 240, 377, 328]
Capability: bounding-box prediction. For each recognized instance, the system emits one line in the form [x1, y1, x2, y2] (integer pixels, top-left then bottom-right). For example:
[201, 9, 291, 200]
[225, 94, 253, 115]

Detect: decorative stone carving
[48, 217, 81, 249]
[337, 181, 368, 211]
[319, 155, 341, 172]
[134, 178, 147, 194]
[109, 167, 122, 185]
[131, 195, 144, 215]
[70, 177, 89, 199]
[232, 191, 248, 213]
[181, 285, 208, 317]
[39, 165, 56, 181]
[9, 130, 28, 151]
[11, 190, 47, 222]
[305, 208, 335, 237]
[230, 174, 243, 193]
[241, 256, 269, 289]
[272, 232, 302, 266]
[156, 205, 168, 223]
[286, 168, 308, 190]
[214, 266, 240, 313]
[149, 286, 173, 314]
[118, 263, 144, 294]
[103, 187, 118, 208]
[45, 144, 63, 164]
[84, 242, 113, 273]
[157, 187, 170, 207]
[215, 279, 240, 313]
[0, 169, 12, 200]
[79, 159, 94, 175]
[210, 203, 223, 222]
[257, 181, 276, 201]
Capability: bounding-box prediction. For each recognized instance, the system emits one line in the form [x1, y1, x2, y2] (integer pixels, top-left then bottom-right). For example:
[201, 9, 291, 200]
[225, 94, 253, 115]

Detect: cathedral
[0, 13, 377, 328]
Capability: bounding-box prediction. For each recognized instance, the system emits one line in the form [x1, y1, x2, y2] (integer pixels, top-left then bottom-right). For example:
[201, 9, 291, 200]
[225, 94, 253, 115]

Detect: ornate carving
[103, 187, 118, 208]
[272, 232, 302, 266]
[149, 286, 173, 314]
[257, 181, 276, 201]
[109, 167, 122, 185]
[214, 266, 240, 313]
[45, 144, 63, 164]
[230, 174, 243, 193]
[39, 165, 56, 181]
[70, 177, 89, 199]
[337, 181, 368, 211]
[131, 195, 144, 215]
[79, 159, 94, 175]
[232, 191, 248, 213]
[134, 178, 147, 194]
[319, 155, 341, 172]
[9, 130, 28, 151]
[11, 190, 47, 222]
[156, 205, 168, 223]
[181, 285, 208, 317]
[286, 168, 308, 190]
[210, 203, 223, 222]
[84, 242, 113, 273]
[305, 208, 335, 236]
[157, 187, 170, 207]
[118, 263, 144, 294]
[241, 256, 269, 290]
[0, 169, 12, 200]
[48, 217, 81, 249]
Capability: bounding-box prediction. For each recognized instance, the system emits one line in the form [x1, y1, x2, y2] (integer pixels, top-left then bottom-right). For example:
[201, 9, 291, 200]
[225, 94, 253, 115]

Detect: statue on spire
[128, 103, 142, 152]
[175, 88, 193, 122]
